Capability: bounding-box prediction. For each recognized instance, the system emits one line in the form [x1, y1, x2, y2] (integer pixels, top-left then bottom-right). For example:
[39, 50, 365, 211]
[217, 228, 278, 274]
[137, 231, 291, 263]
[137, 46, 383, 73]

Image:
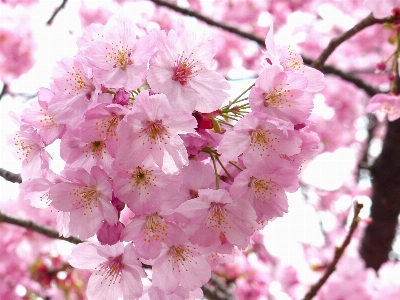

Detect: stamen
[172, 51, 200, 87]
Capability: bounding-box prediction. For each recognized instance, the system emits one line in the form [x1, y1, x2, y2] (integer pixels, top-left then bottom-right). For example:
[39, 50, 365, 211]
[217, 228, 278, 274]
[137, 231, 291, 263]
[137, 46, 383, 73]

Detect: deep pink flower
[96, 221, 124, 245]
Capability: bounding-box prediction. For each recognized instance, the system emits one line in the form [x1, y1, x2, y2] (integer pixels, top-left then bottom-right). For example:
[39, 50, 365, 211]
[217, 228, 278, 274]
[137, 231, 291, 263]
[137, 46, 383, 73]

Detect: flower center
[249, 128, 277, 154]
[71, 186, 99, 214]
[95, 254, 123, 285]
[83, 140, 107, 159]
[172, 51, 199, 87]
[251, 177, 279, 204]
[206, 203, 228, 230]
[106, 42, 133, 69]
[262, 83, 292, 109]
[143, 213, 168, 243]
[129, 167, 156, 193]
[140, 120, 170, 145]
[13, 135, 35, 163]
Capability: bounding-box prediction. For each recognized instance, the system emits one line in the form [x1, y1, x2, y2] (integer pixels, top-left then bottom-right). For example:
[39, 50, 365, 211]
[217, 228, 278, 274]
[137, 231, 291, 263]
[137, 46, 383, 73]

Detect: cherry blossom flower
[116, 91, 197, 173]
[113, 157, 185, 215]
[249, 65, 313, 124]
[174, 189, 257, 249]
[78, 103, 129, 157]
[80, 16, 156, 90]
[263, 23, 324, 94]
[365, 93, 400, 122]
[49, 56, 99, 124]
[121, 212, 184, 259]
[21, 88, 66, 145]
[218, 113, 302, 170]
[8, 124, 50, 181]
[229, 166, 299, 223]
[60, 129, 114, 174]
[69, 242, 146, 300]
[152, 234, 211, 294]
[147, 29, 230, 113]
[49, 166, 118, 239]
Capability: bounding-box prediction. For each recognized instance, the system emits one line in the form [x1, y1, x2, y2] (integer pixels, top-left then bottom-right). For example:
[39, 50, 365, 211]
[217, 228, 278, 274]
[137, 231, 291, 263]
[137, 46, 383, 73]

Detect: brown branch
[360, 35, 400, 270]
[0, 168, 22, 183]
[0, 210, 83, 244]
[0, 209, 235, 298]
[0, 83, 7, 100]
[47, 0, 68, 25]
[148, 0, 381, 96]
[356, 113, 377, 181]
[303, 202, 364, 300]
[312, 14, 400, 70]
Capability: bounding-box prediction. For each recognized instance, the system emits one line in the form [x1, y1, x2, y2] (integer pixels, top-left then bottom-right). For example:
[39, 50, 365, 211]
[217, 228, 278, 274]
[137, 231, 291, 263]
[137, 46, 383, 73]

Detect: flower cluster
[10, 15, 323, 299]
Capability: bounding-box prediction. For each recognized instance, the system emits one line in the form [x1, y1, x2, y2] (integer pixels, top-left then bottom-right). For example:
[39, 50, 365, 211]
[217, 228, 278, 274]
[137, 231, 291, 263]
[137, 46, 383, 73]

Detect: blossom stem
[230, 84, 254, 105]
[210, 154, 219, 190]
[215, 155, 232, 179]
[228, 161, 244, 171]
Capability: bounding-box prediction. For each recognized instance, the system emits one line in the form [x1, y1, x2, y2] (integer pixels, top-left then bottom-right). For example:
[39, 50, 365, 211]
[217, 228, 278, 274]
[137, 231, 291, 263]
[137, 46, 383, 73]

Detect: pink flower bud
[97, 221, 124, 245]
[114, 89, 130, 105]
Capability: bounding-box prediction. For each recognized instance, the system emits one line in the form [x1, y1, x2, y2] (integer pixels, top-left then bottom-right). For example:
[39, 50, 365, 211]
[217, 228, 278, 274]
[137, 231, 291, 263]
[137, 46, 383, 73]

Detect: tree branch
[303, 202, 364, 300]
[47, 0, 68, 25]
[360, 36, 400, 270]
[311, 13, 399, 70]
[0, 83, 7, 101]
[0, 168, 22, 183]
[0, 210, 82, 244]
[148, 0, 386, 96]
[0, 209, 236, 298]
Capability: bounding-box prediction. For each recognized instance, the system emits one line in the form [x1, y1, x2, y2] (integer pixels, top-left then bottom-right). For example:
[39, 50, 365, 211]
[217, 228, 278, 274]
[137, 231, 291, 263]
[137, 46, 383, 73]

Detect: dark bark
[360, 118, 400, 270]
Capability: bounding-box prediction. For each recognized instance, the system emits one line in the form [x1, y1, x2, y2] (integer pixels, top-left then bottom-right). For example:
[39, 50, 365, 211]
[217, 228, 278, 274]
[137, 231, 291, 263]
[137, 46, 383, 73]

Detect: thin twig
[315, 63, 381, 96]
[0, 168, 22, 183]
[303, 202, 364, 300]
[47, 0, 68, 25]
[0, 83, 8, 100]
[312, 14, 400, 70]
[148, 0, 386, 96]
[0, 210, 83, 244]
